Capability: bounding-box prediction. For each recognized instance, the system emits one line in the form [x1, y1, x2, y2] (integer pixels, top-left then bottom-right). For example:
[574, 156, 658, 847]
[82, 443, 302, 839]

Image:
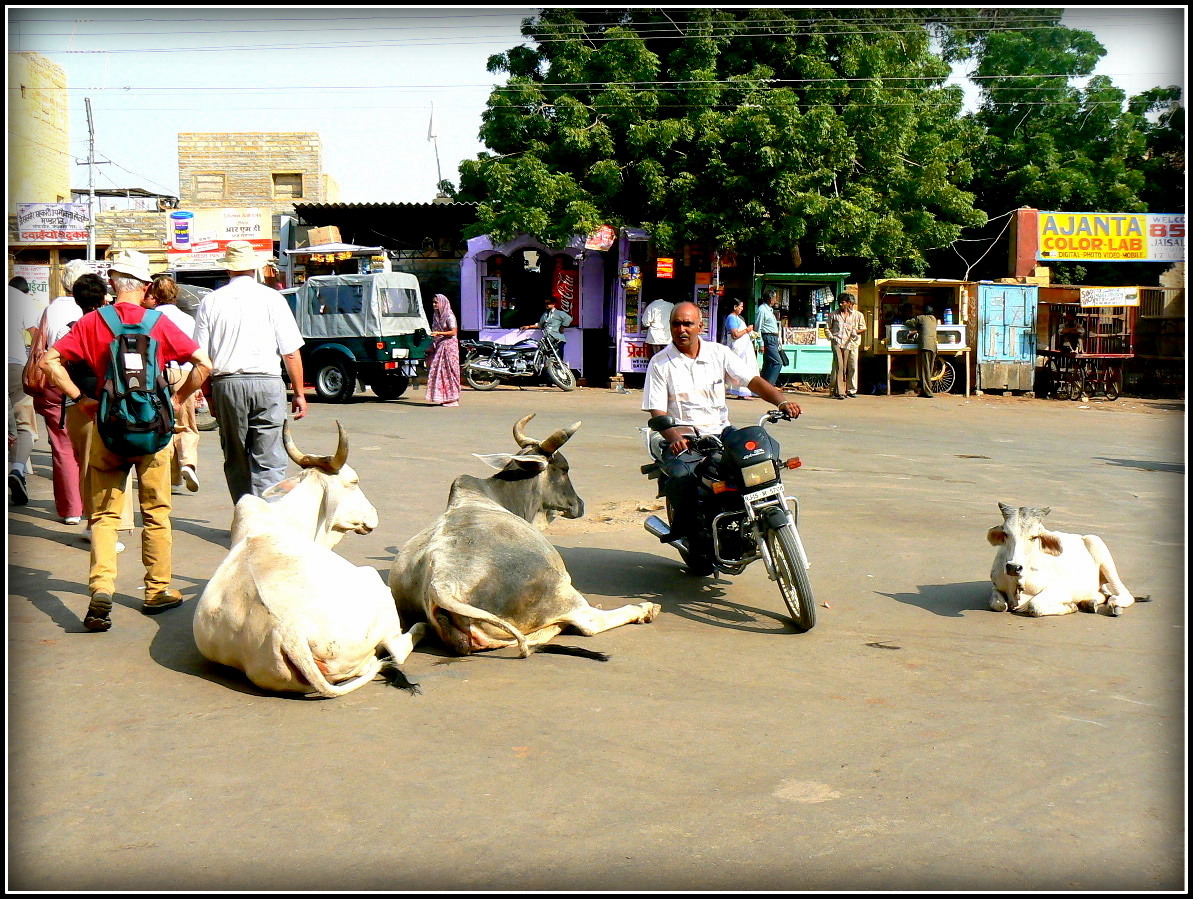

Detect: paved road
[7, 384, 1186, 890]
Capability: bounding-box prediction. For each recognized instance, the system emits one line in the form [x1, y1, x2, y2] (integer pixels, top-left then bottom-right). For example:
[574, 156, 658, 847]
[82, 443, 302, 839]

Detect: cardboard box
[307, 225, 341, 247]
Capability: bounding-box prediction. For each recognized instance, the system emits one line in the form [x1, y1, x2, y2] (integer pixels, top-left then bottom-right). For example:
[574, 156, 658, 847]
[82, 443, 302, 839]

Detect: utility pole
[77, 97, 110, 263]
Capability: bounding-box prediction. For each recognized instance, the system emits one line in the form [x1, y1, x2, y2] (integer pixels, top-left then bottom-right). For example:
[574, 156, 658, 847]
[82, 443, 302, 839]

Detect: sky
[5, 6, 1187, 205]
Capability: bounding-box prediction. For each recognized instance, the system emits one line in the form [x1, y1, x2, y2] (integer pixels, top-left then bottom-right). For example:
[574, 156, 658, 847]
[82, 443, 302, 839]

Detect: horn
[538, 421, 582, 455]
[512, 413, 537, 448]
[327, 420, 349, 473]
[282, 420, 348, 472]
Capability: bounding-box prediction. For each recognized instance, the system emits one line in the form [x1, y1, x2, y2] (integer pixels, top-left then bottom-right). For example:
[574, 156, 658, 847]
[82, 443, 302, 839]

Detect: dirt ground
[6, 383, 1187, 891]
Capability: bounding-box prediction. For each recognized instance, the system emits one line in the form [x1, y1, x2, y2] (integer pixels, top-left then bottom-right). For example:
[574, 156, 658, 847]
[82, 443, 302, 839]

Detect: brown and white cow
[986, 502, 1148, 617]
[388, 414, 661, 657]
[194, 422, 424, 697]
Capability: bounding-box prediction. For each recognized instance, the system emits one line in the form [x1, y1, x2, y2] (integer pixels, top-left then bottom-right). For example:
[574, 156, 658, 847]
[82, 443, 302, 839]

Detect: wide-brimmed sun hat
[107, 249, 152, 283]
[216, 240, 267, 271]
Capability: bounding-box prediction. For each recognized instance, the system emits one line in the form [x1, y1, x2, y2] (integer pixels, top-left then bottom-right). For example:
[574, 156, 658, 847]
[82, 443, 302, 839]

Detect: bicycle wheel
[1054, 367, 1072, 401]
[766, 524, 816, 632]
[803, 373, 830, 391]
[931, 359, 956, 394]
[1104, 366, 1121, 401]
[1071, 365, 1087, 401]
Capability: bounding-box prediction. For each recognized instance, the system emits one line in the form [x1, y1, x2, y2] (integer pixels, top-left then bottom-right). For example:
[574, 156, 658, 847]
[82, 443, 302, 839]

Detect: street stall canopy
[284, 243, 385, 256]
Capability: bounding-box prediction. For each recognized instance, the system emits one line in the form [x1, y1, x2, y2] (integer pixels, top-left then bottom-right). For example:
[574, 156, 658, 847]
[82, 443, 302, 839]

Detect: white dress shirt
[194, 276, 303, 376]
[642, 338, 756, 434]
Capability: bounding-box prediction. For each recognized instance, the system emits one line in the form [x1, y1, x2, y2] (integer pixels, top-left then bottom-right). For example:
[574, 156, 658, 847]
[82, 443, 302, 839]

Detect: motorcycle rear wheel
[464, 363, 501, 391]
[666, 498, 714, 576]
[766, 524, 816, 632]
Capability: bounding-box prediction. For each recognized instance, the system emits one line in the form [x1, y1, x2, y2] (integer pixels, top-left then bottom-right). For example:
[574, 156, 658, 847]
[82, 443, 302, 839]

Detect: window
[194, 172, 225, 200]
[273, 173, 304, 199]
[311, 283, 363, 315]
[379, 287, 419, 316]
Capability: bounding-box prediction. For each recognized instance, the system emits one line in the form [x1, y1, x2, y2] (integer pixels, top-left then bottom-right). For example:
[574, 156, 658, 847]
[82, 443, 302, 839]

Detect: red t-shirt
[53, 300, 201, 389]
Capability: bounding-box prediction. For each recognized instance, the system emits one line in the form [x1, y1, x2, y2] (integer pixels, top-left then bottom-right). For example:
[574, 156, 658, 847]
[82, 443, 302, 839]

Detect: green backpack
[94, 305, 175, 457]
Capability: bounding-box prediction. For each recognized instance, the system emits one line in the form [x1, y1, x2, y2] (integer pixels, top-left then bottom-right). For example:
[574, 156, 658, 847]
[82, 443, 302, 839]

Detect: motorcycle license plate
[743, 483, 785, 504]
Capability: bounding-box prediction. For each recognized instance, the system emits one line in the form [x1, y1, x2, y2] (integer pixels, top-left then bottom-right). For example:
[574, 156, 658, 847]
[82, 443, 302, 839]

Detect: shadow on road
[1094, 456, 1185, 474]
[558, 545, 797, 635]
[876, 581, 993, 617]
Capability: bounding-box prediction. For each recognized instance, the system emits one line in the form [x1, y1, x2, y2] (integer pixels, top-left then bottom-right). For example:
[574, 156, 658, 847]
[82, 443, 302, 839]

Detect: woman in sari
[722, 298, 760, 399]
[424, 293, 461, 407]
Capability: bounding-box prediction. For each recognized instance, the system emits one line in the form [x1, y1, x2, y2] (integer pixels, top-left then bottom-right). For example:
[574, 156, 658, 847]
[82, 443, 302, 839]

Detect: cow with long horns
[389, 413, 661, 657]
[194, 422, 424, 697]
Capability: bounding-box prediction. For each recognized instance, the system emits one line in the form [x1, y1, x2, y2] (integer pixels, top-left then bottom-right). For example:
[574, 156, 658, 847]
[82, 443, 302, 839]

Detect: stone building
[7, 52, 71, 214]
[178, 132, 341, 220]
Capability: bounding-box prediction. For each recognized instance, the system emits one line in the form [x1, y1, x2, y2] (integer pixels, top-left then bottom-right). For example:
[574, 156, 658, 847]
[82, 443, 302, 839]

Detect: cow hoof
[1099, 603, 1124, 617]
[989, 597, 1008, 613]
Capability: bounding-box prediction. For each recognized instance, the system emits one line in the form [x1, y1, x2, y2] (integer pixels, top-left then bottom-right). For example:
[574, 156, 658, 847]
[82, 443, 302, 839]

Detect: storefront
[749, 272, 848, 385]
[459, 234, 604, 376]
[858, 278, 973, 395]
[613, 232, 751, 375]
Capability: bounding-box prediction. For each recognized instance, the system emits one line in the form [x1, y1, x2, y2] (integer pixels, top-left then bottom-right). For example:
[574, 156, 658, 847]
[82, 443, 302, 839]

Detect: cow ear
[1038, 531, 1063, 556]
[474, 452, 514, 470]
[987, 527, 1007, 546]
[262, 477, 299, 499]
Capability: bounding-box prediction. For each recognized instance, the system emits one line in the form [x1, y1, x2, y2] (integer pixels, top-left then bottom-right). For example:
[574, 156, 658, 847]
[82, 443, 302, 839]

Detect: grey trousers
[211, 375, 289, 503]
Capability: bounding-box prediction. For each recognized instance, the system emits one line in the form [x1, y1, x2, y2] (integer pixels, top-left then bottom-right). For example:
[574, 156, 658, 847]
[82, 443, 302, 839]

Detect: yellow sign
[1037, 212, 1185, 262]
[656, 257, 674, 278]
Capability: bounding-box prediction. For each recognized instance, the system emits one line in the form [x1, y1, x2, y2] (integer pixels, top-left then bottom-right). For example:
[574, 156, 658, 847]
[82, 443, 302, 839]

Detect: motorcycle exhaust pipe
[644, 515, 671, 540]
[465, 362, 512, 376]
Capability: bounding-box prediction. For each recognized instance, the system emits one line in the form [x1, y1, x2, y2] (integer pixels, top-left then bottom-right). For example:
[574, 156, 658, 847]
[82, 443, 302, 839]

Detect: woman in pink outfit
[424, 294, 461, 407]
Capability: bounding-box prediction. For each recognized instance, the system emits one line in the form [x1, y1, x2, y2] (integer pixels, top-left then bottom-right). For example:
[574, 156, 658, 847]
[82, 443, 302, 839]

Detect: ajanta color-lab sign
[1036, 212, 1185, 262]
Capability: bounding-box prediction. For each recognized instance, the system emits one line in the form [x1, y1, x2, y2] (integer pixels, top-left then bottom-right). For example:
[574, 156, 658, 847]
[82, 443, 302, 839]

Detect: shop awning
[284, 243, 384, 256]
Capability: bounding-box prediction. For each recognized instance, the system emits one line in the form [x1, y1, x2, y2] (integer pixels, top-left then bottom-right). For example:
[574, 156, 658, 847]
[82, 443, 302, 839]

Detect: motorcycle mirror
[648, 414, 676, 433]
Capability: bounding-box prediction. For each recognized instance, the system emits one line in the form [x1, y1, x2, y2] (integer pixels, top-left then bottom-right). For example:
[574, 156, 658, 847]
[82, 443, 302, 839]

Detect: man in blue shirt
[754, 291, 784, 385]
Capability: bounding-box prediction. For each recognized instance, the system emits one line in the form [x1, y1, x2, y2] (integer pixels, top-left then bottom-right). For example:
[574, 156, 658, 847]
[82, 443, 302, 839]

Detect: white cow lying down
[193, 423, 424, 697]
[987, 502, 1150, 617]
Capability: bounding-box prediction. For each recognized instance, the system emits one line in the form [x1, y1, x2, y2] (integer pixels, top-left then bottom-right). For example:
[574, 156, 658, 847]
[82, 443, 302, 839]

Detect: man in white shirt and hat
[193, 240, 308, 503]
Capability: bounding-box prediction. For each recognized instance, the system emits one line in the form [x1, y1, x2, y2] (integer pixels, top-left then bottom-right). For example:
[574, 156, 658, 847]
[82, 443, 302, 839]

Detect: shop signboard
[13, 264, 51, 311]
[656, 257, 674, 278]
[166, 207, 272, 266]
[1036, 212, 1185, 262]
[17, 203, 89, 243]
[584, 225, 616, 251]
[1080, 287, 1140, 307]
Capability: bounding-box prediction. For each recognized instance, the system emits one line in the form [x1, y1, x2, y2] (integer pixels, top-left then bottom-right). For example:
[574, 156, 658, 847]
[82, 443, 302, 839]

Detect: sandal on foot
[84, 593, 114, 632]
[142, 589, 183, 615]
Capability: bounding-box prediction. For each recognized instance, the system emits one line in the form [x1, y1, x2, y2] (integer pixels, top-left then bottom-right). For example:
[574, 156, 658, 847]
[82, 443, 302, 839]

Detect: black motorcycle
[461, 333, 577, 391]
[640, 410, 816, 631]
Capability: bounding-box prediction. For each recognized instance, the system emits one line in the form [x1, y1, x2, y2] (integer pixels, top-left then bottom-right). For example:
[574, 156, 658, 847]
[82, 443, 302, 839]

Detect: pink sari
[425, 295, 461, 405]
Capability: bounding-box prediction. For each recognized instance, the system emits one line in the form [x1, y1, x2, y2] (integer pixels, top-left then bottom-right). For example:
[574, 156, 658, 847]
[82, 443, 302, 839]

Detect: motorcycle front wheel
[545, 357, 577, 391]
[464, 362, 501, 391]
[766, 524, 816, 631]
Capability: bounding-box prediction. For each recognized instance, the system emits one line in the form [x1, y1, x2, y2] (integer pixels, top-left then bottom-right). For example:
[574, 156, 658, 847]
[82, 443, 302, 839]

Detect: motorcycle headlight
[741, 460, 779, 488]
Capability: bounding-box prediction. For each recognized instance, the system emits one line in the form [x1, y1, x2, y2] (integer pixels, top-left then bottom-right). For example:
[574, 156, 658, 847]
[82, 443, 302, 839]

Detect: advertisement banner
[1080, 287, 1140, 308]
[618, 336, 652, 373]
[13, 264, 51, 311]
[584, 225, 616, 251]
[656, 257, 674, 278]
[1036, 212, 1185, 262]
[17, 203, 89, 243]
[166, 208, 272, 266]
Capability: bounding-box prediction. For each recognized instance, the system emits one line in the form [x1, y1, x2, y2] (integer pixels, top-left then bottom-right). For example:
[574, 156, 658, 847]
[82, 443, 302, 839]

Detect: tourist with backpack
[41, 249, 213, 633]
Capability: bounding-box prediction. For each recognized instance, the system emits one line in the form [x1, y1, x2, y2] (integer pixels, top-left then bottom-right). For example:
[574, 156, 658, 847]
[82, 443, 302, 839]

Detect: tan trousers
[86, 436, 173, 596]
[166, 367, 199, 483]
[66, 403, 135, 529]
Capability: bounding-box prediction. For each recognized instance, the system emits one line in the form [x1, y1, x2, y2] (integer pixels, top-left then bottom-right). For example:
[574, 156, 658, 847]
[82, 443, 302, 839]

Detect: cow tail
[430, 590, 531, 658]
[277, 627, 381, 698]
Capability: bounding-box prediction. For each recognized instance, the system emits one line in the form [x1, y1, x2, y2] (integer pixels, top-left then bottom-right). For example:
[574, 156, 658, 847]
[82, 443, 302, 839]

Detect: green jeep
[282, 272, 432, 402]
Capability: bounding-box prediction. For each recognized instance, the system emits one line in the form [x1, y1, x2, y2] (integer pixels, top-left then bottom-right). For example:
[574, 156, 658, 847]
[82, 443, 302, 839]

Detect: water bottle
[944, 307, 954, 325]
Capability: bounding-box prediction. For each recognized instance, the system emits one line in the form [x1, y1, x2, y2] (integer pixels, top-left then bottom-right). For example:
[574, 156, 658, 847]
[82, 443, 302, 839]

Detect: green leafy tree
[450, 8, 987, 279]
[941, 9, 1184, 284]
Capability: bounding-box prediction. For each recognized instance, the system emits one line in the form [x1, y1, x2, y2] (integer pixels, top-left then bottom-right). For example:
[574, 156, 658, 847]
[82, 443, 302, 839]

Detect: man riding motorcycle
[642, 301, 801, 546]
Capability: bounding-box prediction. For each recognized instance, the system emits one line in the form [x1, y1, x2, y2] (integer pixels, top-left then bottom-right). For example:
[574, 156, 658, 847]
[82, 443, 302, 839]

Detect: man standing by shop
[903, 304, 939, 397]
[828, 295, 865, 399]
[41, 249, 213, 631]
[755, 291, 784, 386]
[525, 296, 573, 347]
[640, 297, 674, 359]
[643, 301, 800, 548]
[194, 241, 308, 503]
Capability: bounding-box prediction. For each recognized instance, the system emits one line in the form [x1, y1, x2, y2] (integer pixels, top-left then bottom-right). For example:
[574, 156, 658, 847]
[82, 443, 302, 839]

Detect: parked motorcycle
[640, 410, 815, 631]
[461, 333, 577, 391]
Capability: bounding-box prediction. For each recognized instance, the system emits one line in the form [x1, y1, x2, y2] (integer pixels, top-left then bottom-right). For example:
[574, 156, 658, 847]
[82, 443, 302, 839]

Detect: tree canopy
[449, 8, 1183, 283]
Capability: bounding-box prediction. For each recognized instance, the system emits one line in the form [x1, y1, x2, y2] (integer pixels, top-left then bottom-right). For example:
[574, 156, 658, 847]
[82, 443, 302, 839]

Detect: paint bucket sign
[170, 211, 194, 250]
